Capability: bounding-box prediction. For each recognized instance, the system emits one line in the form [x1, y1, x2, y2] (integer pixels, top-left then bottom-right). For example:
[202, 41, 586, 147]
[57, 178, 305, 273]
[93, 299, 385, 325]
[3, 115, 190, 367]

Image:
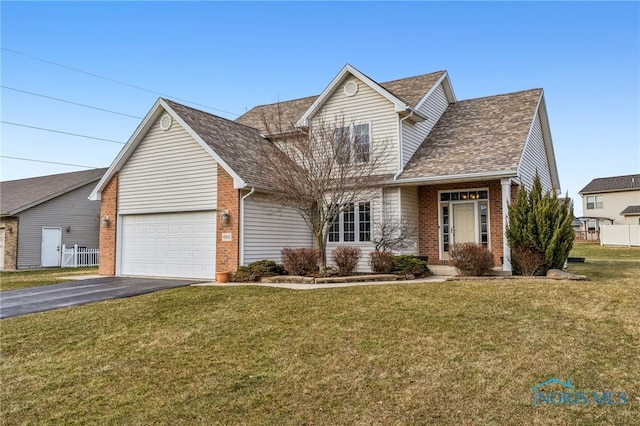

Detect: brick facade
[215, 167, 240, 273]
[1, 217, 19, 270]
[98, 173, 118, 275]
[418, 180, 517, 266]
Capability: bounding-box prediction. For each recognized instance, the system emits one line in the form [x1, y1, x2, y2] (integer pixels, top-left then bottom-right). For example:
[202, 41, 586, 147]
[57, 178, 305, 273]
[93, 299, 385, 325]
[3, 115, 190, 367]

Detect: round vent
[344, 81, 358, 97]
[160, 114, 172, 131]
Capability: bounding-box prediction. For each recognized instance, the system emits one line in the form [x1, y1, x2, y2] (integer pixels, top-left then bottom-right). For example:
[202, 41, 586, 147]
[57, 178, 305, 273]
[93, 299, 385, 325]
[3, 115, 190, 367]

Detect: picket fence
[61, 244, 100, 267]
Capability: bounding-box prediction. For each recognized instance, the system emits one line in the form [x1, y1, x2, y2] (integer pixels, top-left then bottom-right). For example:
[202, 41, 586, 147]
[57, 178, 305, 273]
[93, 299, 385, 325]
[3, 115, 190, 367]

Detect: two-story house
[578, 174, 640, 239]
[90, 64, 560, 280]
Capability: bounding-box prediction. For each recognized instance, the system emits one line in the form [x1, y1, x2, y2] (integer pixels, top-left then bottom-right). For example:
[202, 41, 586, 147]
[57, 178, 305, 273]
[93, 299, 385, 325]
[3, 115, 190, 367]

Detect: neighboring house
[1, 168, 106, 270]
[578, 174, 640, 238]
[90, 64, 560, 280]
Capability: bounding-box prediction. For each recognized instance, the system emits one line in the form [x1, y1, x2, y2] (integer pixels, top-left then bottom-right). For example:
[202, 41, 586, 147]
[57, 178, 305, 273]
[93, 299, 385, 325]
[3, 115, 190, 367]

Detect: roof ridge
[162, 98, 263, 133]
[455, 88, 542, 104]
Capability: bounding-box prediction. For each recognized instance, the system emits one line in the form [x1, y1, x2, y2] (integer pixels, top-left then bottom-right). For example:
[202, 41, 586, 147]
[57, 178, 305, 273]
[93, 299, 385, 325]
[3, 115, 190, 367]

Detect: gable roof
[579, 174, 640, 194]
[1, 168, 107, 216]
[398, 89, 543, 182]
[90, 98, 282, 199]
[236, 67, 447, 133]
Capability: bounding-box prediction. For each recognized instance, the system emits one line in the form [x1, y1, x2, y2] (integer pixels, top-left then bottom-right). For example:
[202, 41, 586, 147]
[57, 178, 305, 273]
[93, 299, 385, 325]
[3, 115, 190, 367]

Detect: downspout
[239, 186, 256, 266]
[393, 110, 414, 181]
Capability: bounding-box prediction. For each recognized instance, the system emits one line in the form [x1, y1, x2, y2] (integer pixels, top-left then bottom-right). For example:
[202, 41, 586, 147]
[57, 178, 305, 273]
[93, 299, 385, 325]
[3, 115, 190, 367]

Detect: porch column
[501, 178, 512, 272]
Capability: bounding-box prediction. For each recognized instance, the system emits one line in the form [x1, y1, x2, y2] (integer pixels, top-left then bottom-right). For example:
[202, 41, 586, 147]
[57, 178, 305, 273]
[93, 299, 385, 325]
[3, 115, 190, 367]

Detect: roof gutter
[389, 170, 518, 186]
[393, 110, 415, 181]
[239, 186, 256, 266]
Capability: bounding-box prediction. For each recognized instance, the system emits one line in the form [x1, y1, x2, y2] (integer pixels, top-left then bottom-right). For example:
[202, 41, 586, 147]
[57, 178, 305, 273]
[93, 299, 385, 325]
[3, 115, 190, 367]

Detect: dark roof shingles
[1, 168, 107, 215]
[165, 99, 281, 188]
[579, 174, 640, 194]
[399, 89, 542, 179]
[620, 205, 640, 215]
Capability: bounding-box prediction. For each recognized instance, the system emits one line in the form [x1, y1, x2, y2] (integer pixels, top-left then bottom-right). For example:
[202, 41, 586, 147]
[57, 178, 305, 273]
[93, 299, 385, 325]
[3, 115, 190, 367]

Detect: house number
[221, 233, 232, 242]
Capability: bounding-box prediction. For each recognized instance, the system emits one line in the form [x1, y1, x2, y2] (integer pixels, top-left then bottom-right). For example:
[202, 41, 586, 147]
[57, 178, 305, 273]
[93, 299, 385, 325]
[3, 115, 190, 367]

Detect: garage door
[121, 212, 216, 279]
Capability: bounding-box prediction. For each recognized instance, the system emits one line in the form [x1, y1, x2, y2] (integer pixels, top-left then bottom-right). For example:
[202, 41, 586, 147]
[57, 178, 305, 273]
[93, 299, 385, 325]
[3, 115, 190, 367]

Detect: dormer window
[333, 123, 370, 164]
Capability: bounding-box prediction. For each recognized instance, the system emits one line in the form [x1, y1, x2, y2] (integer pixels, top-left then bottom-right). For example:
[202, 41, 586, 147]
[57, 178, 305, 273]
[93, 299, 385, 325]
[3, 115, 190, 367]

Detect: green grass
[0, 267, 98, 291]
[1, 245, 638, 425]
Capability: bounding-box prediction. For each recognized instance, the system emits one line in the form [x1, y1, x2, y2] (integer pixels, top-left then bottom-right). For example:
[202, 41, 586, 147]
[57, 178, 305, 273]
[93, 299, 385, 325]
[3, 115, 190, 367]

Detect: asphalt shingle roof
[620, 205, 640, 215]
[1, 168, 107, 215]
[399, 89, 542, 179]
[579, 174, 640, 194]
[235, 71, 446, 133]
[165, 99, 283, 188]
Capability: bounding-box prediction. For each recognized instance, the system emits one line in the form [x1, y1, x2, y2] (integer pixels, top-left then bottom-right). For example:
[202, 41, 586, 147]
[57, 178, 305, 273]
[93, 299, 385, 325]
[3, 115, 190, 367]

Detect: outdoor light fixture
[66, 226, 71, 233]
[101, 216, 110, 228]
[220, 210, 230, 224]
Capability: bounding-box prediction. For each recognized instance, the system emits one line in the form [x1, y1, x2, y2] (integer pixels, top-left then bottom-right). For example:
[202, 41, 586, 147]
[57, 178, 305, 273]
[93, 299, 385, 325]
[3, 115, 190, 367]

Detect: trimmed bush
[331, 246, 362, 276]
[393, 255, 430, 278]
[449, 243, 495, 276]
[281, 247, 319, 276]
[233, 260, 286, 282]
[369, 251, 395, 274]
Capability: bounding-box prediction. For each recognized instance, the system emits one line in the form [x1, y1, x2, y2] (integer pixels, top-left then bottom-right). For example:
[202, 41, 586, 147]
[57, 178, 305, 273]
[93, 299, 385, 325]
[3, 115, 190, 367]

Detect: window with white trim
[333, 123, 370, 164]
[328, 202, 371, 243]
[586, 195, 603, 209]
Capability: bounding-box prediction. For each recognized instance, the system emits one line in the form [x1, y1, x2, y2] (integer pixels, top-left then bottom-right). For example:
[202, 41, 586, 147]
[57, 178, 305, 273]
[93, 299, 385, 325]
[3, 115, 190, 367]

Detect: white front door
[453, 203, 476, 244]
[41, 227, 62, 267]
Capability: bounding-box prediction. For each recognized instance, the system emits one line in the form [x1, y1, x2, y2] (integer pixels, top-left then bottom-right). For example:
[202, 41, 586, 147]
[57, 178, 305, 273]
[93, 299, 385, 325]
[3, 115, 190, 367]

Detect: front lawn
[1, 245, 638, 424]
[0, 267, 98, 291]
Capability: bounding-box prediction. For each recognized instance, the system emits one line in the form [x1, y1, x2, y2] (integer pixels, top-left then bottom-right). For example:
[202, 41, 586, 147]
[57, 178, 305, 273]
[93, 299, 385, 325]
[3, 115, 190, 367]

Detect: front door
[453, 203, 476, 244]
[41, 227, 62, 267]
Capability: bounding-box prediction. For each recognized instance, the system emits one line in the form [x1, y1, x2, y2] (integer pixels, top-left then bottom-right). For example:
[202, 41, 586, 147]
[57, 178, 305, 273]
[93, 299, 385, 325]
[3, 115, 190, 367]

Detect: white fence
[62, 244, 100, 267]
[600, 225, 640, 247]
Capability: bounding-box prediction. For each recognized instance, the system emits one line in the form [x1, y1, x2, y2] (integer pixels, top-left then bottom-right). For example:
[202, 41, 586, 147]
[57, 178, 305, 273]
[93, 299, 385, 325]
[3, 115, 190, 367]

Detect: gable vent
[344, 81, 358, 97]
[160, 114, 173, 131]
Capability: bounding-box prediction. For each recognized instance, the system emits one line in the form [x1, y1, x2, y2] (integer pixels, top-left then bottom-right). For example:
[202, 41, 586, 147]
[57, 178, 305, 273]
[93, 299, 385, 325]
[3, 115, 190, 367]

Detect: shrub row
[233, 247, 432, 280]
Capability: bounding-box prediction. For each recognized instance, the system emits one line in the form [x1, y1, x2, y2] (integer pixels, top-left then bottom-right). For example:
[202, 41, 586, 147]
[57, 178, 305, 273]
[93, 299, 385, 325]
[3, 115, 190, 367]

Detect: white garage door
[121, 211, 216, 279]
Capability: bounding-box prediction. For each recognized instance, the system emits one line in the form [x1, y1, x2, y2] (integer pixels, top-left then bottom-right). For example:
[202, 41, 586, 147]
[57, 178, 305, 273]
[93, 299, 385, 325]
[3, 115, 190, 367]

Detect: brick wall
[418, 180, 513, 265]
[1, 217, 19, 270]
[98, 173, 118, 275]
[215, 167, 240, 273]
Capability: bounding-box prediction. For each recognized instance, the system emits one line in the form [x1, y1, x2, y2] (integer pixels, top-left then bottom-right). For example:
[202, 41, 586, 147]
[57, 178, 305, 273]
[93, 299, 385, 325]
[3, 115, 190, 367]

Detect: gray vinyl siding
[399, 186, 419, 255]
[16, 182, 101, 269]
[118, 113, 218, 214]
[314, 78, 399, 175]
[401, 84, 450, 167]
[379, 187, 419, 256]
[519, 112, 552, 192]
[243, 194, 312, 264]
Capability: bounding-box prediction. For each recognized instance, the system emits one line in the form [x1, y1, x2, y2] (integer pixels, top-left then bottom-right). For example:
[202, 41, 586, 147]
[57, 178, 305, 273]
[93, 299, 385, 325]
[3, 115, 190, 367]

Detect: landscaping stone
[546, 269, 587, 281]
[261, 274, 399, 284]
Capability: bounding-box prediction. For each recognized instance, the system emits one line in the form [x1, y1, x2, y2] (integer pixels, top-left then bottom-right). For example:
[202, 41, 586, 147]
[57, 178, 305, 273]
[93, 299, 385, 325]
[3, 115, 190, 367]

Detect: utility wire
[1, 121, 126, 144]
[1, 85, 143, 119]
[1, 155, 100, 169]
[2, 47, 240, 116]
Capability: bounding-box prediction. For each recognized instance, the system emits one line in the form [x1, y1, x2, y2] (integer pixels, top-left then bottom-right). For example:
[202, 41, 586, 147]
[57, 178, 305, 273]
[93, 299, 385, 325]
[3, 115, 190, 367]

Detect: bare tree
[371, 209, 417, 252]
[257, 104, 390, 272]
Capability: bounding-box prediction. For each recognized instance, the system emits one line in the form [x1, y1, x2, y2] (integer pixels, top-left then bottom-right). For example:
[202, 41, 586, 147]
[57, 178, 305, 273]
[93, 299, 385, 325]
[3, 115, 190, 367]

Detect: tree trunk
[314, 230, 327, 273]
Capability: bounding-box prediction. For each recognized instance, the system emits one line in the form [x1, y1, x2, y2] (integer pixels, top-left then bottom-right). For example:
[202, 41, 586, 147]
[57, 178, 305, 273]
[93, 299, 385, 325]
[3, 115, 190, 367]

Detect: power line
[1, 121, 126, 144]
[2, 47, 240, 116]
[1, 155, 100, 169]
[1, 85, 143, 119]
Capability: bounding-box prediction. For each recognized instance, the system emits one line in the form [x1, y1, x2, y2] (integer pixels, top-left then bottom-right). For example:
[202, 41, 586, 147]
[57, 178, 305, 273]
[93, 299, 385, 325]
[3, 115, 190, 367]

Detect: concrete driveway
[0, 277, 200, 319]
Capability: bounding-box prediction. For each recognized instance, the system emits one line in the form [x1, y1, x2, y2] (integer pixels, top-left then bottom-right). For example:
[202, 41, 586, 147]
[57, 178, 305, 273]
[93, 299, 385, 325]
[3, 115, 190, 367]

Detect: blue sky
[1, 1, 638, 215]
